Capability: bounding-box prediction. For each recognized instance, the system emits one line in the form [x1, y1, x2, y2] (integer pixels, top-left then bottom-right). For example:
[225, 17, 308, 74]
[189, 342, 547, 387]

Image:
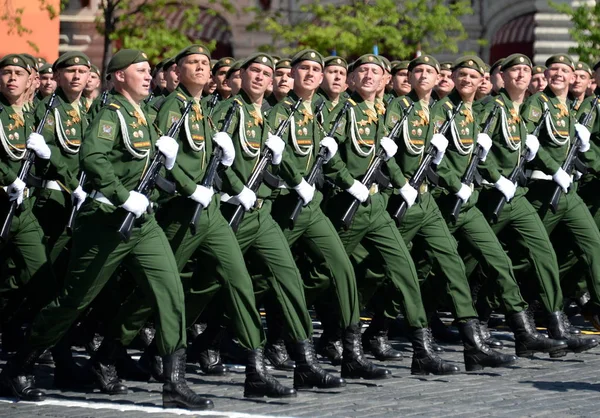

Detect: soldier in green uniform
[569, 62, 592, 111]
[473, 63, 494, 115]
[0, 49, 214, 411]
[224, 60, 242, 96]
[433, 61, 454, 100]
[36, 64, 56, 101]
[520, 54, 600, 350]
[376, 56, 393, 106]
[205, 56, 235, 106]
[20, 54, 39, 113]
[83, 64, 101, 112]
[390, 60, 411, 98]
[265, 57, 293, 110]
[0, 54, 56, 354]
[146, 57, 178, 124]
[528, 65, 547, 95]
[315, 56, 348, 124]
[32, 52, 90, 274]
[490, 59, 504, 95]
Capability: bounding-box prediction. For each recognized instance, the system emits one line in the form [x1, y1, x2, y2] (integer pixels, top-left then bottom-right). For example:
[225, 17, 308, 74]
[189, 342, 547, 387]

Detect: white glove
[575, 170, 583, 180]
[266, 133, 285, 165]
[7, 177, 25, 206]
[575, 123, 591, 152]
[121, 191, 150, 218]
[347, 179, 369, 203]
[71, 185, 87, 210]
[379, 136, 398, 161]
[293, 178, 315, 206]
[213, 132, 235, 167]
[236, 186, 256, 211]
[320, 136, 338, 163]
[476, 133, 492, 162]
[430, 134, 449, 165]
[525, 134, 539, 162]
[399, 182, 418, 208]
[26, 132, 51, 160]
[189, 184, 214, 207]
[552, 168, 572, 193]
[156, 135, 179, 170]
[456, 183, 472, 203]
[494, 176, 516, 201]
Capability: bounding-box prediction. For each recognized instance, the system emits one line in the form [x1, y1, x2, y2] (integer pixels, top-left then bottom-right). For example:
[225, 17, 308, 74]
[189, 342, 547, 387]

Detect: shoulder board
[175, 93, 187, 103]
[233, 98, 244, 107]
[494, 98, 504, 106]
[106, 102, 121, 111]
[152, 96, 166, 112]
[443, 101, 453, 110]
[347, 98, 357, 106]
[539, 93, 549, 103]
[283, 99, 294, 106]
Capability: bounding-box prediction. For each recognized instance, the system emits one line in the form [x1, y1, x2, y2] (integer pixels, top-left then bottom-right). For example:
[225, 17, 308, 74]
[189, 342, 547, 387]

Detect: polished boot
[0, 347, 45, 401]
[316, 329, 343, 366]
[507, 310, 567, 358]
[547, 311, 598, 356]
[139, 340, 164, 382]
[411, 328, 460, 375]
[479, 320, 503, 348]
[162, 348, 214, 410]
[341, 324, 391, 380]
[244, 348, 297, 398]
[291, 339, 345, 389]
[361, 315, 403, 361]
[91, 340, 128, 395]
[429, 312, 461, 344]
[187, 325, 229, 376]
[458, 319, 517, 371]
[264, 339, 296, 371]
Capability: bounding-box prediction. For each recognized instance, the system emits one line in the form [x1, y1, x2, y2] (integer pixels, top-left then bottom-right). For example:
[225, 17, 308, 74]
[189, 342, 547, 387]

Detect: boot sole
[411, 368, 460, 376]
[465, 359, 517, 372]
[244, 391, 298, 398]
[517, 346, 568, 358]
[567, 341, 599, 354]
[163, 401, 214, 410]
[294, 381, 347, 389]
[341, 372, 391, 380]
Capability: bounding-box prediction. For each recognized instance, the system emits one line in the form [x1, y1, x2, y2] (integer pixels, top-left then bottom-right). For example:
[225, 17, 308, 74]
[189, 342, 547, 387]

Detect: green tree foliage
[550, 1, 600, 64]
[246, 0, 473, 59]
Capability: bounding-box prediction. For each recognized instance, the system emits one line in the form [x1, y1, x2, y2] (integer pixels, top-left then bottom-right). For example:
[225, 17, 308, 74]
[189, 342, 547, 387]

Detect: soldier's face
[214, 66, 231, 95]
[164, 65, 179, 92]
[241, 63, 273, 98]
[478, 72, 492, 95]
[452, 68, 482, 98]
[85, 72, 101, 94]
[490, 68, 504, 92]
[354, 63, 383, 95]
[571, 70, 591, 96]
[177, 54, 210, 89]
[39, 73, 57, 96]
[545, 64, 574, 93]
[273, 68, 293, 95]
[436, 69, 454, 94]
[225, 71, 242, 96]
[322, 65, 347, 95]
[115, 61, 152, 102]
[153, 69, 166, 89]
[409, 65, 437, 96]
[587, 79, 597, 96]
[392, 69, 411, 96]
[501, 65, 531, 93]
[291, 60, 323, 94]
[58, 65, 90, 95]
[0, 65, 31, 100]
[528, 73, 547, 94]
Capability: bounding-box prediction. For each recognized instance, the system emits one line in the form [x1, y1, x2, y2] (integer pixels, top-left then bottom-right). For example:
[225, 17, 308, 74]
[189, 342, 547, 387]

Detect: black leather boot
[244, 348, 297, 398]
[458, 319, 517, 371]
[410, 328, 460, 375]
[291, 339, 345, 389]
[187, 325, 229, 376]
[547, 311, 598, 356]
[316, 329, 343, 366]
[507, 310, 567, 358]
[341, 324, 391, 380]
[429, 312, 461, 344]
[479, 320, 503, 348]
[91, 340, 128, 395]
[139, 340, 164, 382]
[361, 315, 403, 361]
[0, 347, 45, 401]
[265, 339, 296, 371]
[162, 348, 214, 410]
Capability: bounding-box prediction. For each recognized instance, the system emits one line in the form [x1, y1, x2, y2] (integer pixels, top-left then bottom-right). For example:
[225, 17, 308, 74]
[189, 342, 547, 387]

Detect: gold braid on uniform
[542, 102, 569, 146]
[115, 109, 150, 159]
[0, 119, 26, 161]
[237, 106, 260, 158]
[54, 108, 81, 154]
[499, 107, 521, 152]
[349, 107, 374, 157]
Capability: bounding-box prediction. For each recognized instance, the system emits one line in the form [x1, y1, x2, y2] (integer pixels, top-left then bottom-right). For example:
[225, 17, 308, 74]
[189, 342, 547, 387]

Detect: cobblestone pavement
[1, 316, 600, 418]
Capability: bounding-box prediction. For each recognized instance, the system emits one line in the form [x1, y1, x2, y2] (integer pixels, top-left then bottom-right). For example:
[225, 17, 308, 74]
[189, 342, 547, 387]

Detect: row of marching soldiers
[1, 44, 600, 411]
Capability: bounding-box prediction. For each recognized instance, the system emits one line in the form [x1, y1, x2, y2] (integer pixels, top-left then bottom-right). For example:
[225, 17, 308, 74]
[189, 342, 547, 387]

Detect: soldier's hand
[380, 136, 398, 161]
[26, 133, 51, 159]
[189, 185, 214, 208]
[293, 179, 315, 206]
[320, 136, 338, 162]
[156, 136, 179, 170]
[266, 133, 285, 165]
[552, 168, 572, 193]
[525, 135, 539, 162]
[213, 132, 235, 167]
[430, 134, 448, 164]
[456, 183, 472, 203]
[347, 180, 369, 203]
[72, 185, 87, 210]
[399, 182, 418, 207]
[7, 177, 25, 206]
[121, 191, 150, 218]
[494, 176, 516, 201]
[236, 186, 257, 211]
[575, 123, 591, 152]
[476, 133, 492, 162]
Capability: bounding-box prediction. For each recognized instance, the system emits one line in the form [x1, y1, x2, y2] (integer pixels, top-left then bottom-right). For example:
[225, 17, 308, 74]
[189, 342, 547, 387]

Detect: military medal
[365, 127, 370, 135]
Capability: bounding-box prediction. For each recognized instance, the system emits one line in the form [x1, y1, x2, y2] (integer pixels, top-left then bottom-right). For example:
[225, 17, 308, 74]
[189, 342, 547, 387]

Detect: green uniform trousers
[270, 191, 361, 327]
[474, 190, 562, 313]
[27, 202, 186, 356]
[111, 196, 265, 350]
[526, 181, 600, 310]
[325, 191, 428, 328]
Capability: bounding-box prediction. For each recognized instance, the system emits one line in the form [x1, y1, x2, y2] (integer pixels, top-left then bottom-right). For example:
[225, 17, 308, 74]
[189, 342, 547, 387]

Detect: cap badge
[74, 57, 80, 63]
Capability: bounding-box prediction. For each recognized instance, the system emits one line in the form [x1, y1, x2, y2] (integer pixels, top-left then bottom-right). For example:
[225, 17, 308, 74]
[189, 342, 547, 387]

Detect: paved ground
[1, 316, 600, 418]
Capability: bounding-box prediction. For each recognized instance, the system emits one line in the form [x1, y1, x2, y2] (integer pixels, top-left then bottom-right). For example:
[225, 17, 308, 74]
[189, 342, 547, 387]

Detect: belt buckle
[254, 198, 264, 210]
[369, 184, 378, 196]
[419, 183, 428, 194]
[23, 187, 30, 199]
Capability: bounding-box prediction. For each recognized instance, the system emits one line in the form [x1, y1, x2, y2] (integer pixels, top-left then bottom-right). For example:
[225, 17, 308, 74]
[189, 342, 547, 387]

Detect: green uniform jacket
[575, 87, 600, 178]
[35, 87, 88, 191]
[80, 92, 157, 207]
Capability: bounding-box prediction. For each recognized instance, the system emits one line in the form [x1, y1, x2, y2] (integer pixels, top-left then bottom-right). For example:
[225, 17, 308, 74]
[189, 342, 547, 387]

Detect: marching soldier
[224, 60, 242, 96]
[82, 64, 101, 111]
[433, 61, 454, 100]
[490, 59, 504, 94]
[36, 64, 56, 101]
[528, 65, 547, 95]
[569, 62, 593, 111]
[316, 56, 348, 124]
[390, 60, 411, 97]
